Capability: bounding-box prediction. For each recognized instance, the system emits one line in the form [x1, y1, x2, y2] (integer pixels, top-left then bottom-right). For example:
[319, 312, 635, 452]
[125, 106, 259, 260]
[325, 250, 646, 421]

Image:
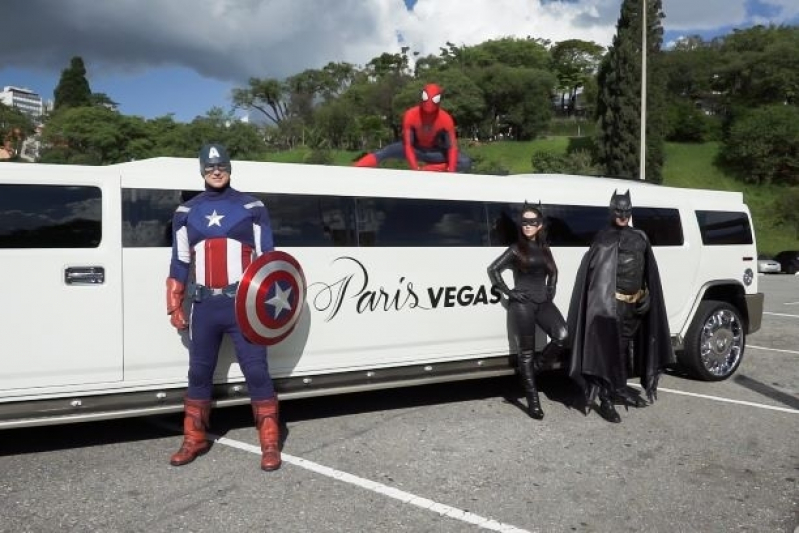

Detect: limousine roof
[113, 157, 745, 210]
[5, 157, 745, 210]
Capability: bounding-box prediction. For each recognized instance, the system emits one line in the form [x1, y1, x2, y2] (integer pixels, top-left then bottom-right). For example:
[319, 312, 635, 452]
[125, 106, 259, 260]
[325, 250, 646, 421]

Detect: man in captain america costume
[353, 83, 472, 173]
[166, 143, 282, 471]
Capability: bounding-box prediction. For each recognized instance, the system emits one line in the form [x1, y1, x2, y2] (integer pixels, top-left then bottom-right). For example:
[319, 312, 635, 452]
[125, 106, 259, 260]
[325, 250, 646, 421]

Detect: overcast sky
[1, 0, 797, 121]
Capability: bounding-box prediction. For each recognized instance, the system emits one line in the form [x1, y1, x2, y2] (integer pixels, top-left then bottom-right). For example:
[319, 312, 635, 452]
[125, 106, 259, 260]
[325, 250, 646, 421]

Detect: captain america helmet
[199, 143, 231, 175]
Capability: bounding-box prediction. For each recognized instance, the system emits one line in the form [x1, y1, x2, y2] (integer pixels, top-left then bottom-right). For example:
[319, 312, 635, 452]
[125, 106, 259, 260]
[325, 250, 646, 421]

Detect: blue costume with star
[169, 186, 276, 401]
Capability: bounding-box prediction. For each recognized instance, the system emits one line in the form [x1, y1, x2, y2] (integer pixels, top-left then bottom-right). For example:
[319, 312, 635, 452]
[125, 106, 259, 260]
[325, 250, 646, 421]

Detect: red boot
[170, 398, 211, 466]
[353, 153, 379, 167]
[252, 398, 282, 471]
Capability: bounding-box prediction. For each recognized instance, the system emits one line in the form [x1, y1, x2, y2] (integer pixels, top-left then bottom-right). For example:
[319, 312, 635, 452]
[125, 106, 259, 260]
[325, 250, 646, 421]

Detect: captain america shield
[235, 250, 307, 346]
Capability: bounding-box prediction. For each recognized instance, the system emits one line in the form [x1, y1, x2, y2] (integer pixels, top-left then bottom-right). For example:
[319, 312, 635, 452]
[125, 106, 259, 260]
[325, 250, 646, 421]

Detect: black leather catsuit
[488, 243, 569, 399]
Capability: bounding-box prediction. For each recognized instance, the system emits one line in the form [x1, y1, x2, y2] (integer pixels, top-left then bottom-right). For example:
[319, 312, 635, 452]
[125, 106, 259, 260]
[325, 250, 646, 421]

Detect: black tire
[787, 263, 797, 275]
[680, 300, 745, 381]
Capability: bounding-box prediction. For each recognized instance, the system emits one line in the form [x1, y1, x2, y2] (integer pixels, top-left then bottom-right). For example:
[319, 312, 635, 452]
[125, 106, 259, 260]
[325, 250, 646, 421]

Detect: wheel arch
[677, 280, 749, 350]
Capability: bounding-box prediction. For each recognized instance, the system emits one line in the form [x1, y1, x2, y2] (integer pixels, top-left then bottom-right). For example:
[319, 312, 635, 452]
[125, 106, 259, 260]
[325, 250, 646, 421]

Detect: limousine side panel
[0, 159, 765, 428]
[0, 168, 124, 394]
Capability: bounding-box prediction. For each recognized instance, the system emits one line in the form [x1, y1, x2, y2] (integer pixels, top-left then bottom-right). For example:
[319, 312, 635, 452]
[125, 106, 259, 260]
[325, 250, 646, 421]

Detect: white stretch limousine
[0, 158, 763, 428]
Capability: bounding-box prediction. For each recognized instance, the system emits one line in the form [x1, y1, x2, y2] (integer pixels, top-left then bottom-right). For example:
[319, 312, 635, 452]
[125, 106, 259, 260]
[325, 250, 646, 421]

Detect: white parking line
[215, 436, 534, 533]
[763, 311, 799, 318]
[748, 344, 799, 356]
[784, 301, 799, 306]
[636, 386, 799, 414]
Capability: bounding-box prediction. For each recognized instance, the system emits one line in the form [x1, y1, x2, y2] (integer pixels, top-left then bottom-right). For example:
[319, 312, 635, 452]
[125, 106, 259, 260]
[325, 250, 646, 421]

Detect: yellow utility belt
[615, 289, 646, 303]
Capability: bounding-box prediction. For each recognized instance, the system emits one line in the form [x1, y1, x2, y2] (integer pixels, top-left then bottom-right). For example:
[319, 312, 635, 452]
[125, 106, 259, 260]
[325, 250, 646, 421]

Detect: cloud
[1, 0, 404, 81]
[1, 0, 795, 85]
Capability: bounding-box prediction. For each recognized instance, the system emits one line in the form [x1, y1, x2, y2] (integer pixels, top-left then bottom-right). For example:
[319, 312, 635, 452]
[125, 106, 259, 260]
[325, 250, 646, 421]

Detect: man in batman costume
[567, 190, 674, 423]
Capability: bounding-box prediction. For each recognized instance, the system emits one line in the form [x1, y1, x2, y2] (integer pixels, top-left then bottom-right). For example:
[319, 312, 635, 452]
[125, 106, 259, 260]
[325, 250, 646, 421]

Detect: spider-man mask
[420, 83, 443, 114]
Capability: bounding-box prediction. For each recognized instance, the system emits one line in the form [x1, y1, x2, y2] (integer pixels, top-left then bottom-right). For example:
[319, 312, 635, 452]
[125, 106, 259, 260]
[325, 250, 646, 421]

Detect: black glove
[509, 289, 531, 303]
[635, 290, 650, 316]
[546, 284, 556, 300]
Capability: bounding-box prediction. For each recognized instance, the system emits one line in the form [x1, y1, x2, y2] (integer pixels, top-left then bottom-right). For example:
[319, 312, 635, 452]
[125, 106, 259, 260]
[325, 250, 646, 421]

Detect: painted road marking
[630, 384, 799, 414]
[763, 312, 799, 318]
[215, 436, 533, 533]
[748, 344, 799, 356]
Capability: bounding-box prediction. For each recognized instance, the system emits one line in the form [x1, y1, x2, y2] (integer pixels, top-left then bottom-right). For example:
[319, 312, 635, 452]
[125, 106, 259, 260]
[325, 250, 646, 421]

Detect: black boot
[518, 347, 544, 420]
[598, 395, 621, 423]
[618, 390, 648, 408]
[541, 339, 567, 369]
[526, 389, 545, 420]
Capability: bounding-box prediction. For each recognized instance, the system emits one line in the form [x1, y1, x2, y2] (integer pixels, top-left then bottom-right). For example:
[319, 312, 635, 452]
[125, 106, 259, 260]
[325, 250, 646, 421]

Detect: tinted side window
[253, 193, 355, 247]
[544, 205, 607, 247]
[485, 202, 524, 246]
[487, 203, 615, 247]
[122, 189, 355, 247]
[357, 198, 487, 246]
[122, 188, 184, 247]
[632, 207, 684, 246]
[0, 184, 102, 248]
[696, 210, 753, 245]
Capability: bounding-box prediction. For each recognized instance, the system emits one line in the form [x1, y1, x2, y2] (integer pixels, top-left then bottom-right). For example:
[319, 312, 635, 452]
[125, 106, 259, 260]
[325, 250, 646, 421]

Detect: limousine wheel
[681, 300, 745, 381]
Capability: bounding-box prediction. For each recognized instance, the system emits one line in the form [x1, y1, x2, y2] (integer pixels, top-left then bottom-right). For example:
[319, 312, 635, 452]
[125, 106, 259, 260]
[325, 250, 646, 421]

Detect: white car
[757, 255, 782, 274]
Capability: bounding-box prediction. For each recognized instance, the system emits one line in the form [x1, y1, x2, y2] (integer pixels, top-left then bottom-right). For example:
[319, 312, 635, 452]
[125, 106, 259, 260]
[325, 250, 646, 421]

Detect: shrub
[531, 149, 600, 175]
[304, 149, 334, 165]
[666, 99, 718, 143]
[719, 104, 799, 185]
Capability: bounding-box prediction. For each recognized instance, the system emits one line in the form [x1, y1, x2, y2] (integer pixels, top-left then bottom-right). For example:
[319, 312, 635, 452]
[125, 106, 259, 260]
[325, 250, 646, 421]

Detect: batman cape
[567, 226, 675, 402]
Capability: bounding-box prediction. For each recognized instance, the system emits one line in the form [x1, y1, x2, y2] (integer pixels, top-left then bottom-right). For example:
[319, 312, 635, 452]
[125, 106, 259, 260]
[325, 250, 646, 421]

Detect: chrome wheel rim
[700, 309, 744, 377]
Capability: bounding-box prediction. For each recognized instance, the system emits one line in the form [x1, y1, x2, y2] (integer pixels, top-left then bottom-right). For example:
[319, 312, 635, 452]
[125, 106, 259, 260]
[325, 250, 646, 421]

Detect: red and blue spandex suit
[354, 83, 472, 172]
[169, 187, 275, 401]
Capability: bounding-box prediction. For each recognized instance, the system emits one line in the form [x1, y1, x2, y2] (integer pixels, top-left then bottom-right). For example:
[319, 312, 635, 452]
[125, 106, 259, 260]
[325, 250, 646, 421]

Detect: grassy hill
[258, 140, 797, 255]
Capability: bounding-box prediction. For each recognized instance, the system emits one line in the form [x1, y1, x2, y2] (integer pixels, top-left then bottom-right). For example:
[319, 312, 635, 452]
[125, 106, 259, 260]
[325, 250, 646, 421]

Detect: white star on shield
[266, 283, 293, 318]
[205, 210, 225, 227]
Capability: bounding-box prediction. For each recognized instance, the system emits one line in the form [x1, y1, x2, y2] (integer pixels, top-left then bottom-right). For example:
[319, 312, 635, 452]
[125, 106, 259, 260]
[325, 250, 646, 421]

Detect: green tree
[775, 187, 799, 239]
[232, 77, 290, 125]
[720, 104, 799, 185]
[550, 39, 605, 115]
[0, 102, 35, 159]
[89, 92, 120, 110]
[40, 106, 131, 164]
[476, 64, 556, 140]
[715, 25, 799, 108]
[53, 56, 92, 110]
[595, 0, 666, 182]
[665, 97, 719, 142]
[185, 107, 264, 158]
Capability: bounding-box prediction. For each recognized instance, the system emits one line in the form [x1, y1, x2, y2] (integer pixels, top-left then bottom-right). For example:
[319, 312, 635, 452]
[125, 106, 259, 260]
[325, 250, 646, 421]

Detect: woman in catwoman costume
[487, 204, 568, 420]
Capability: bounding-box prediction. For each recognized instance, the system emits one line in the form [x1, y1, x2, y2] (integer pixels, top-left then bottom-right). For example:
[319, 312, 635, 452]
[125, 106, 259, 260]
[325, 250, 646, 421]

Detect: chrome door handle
[65, 266, 105, 285]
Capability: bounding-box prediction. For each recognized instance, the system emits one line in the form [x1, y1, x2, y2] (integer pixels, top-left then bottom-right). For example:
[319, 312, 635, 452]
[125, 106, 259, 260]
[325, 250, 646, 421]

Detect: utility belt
[192, 282, 239, 302]
[615, 288, 646, 304]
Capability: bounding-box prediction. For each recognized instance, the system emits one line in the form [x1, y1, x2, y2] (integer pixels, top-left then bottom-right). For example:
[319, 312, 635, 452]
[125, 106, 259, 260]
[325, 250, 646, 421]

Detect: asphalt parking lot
[1, 275, 797, 533]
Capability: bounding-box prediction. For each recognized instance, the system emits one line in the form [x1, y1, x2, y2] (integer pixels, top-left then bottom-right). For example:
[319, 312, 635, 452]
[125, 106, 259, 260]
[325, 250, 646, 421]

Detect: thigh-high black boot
[518, 337, 544, 420]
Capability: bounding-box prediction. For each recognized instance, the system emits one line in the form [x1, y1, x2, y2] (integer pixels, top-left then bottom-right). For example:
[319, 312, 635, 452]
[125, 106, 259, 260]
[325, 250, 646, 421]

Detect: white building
[0, 86, 46, 120]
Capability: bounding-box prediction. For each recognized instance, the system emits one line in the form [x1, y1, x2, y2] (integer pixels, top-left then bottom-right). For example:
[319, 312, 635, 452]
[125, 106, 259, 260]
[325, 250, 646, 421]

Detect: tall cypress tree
[596, 0, 666, 183]
[54, 56, 93, 111]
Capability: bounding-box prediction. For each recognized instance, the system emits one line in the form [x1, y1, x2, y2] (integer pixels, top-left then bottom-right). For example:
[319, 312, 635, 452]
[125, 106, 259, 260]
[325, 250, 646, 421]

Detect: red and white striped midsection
[193, 237, 254, 288]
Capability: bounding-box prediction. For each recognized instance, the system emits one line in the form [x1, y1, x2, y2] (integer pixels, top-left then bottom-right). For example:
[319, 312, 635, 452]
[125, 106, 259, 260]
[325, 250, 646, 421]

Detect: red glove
[166, 278, 188, 330]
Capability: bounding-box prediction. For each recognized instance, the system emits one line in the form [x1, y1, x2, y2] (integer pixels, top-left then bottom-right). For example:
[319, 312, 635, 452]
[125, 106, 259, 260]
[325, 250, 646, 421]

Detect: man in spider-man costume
[353, 83, 472, 172]
[166, 143, 281, 472]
